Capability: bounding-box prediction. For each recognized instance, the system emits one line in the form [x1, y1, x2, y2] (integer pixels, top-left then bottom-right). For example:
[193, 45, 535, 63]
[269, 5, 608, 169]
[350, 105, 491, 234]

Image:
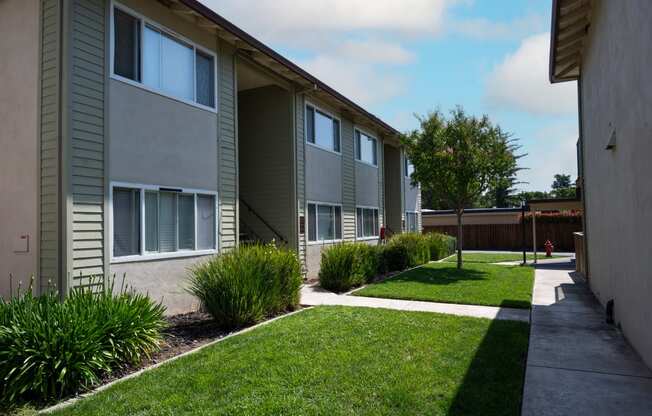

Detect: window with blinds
[356, 207, 379, 238]
[113, 188, 141, 257]
[307, 202, 342, 243]
[112, 185, 217, 259]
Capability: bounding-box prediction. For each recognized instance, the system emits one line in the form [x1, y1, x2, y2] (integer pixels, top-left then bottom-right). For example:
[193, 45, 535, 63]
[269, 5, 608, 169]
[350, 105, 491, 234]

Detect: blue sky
[201, 0, 579, 192]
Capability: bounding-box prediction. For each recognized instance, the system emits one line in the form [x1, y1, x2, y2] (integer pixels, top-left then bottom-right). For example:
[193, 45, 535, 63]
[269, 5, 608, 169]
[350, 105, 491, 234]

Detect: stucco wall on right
[580, 0, 652, 368]
[0, 0, 39, 297]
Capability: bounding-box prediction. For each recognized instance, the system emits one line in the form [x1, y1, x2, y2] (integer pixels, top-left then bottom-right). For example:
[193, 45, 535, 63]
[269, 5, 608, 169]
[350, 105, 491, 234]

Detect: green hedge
[188, 244, 302, 328]
[0, 278, 166, 406]
[424, 232, 457, 261]
[320, 233, 456, 292]
[319, 243, 384, 292]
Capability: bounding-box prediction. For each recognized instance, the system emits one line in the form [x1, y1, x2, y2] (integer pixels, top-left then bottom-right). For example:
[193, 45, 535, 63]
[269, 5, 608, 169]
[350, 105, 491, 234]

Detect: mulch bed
[99, 312, 237, 384]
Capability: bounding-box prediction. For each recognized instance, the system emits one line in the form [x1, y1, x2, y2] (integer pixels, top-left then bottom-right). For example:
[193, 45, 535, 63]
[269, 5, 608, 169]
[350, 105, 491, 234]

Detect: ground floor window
[405, 211, 418, 233]
[112, 183, 217, 260]
[356, 207, 379, 238]
[307, 202, 342, 243]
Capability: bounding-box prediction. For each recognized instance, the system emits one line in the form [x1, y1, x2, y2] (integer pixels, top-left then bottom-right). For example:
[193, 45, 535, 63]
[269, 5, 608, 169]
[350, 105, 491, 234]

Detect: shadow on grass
[389, 266, 487, 285]
[448, 301, 530, 416]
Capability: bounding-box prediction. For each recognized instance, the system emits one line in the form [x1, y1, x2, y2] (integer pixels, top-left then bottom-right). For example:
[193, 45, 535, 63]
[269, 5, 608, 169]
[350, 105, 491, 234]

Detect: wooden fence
[423, 217, 582, 252]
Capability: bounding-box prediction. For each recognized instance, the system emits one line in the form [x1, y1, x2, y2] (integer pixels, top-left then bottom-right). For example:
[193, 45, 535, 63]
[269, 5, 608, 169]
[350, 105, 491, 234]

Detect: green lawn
[355, 262, 534, 309]
[52, 307, 529, 416]
[443, 252, 564, 264]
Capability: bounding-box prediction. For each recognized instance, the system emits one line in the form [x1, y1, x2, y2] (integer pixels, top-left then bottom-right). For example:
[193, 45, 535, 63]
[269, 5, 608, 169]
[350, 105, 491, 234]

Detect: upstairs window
[306, 105, 341, 153]
[355, 130, 378, 166]
[112, 5, 216, 109]
[113, 8, 141, 81]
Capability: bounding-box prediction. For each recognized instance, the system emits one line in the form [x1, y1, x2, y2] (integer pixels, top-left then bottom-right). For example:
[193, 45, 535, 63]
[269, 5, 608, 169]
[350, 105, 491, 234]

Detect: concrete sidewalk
[521, 260, 652, 415]
[300, 284, 530, 322]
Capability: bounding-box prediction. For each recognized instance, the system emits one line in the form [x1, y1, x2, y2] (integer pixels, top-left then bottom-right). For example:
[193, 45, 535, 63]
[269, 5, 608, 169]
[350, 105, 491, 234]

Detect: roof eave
[549, 0, 592, 84]
[177, 0, 401, 138]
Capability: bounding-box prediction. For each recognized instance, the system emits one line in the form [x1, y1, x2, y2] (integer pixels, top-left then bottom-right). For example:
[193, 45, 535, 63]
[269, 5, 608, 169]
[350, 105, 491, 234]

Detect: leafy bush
[0, 277, 166, 406]
[378, 242, 410, 273]
[320, 233, 456, 292]
[319, 243, 366, 292]
[386, 233, 430, 269]
[188, 244, 302, 328]
[424, 232, 457, 261]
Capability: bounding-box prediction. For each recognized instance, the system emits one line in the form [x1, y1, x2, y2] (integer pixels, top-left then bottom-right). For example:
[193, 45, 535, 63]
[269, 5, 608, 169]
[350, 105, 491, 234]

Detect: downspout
[59, 0, 73, 298]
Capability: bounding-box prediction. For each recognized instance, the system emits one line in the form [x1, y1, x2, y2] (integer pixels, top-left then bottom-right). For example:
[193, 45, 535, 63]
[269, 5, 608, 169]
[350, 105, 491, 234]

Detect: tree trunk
[456, 209, 463, 269]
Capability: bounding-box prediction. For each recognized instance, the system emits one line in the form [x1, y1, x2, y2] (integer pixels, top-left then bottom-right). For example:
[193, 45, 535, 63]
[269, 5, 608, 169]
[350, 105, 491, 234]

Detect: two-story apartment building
[0, 0, 421, 314]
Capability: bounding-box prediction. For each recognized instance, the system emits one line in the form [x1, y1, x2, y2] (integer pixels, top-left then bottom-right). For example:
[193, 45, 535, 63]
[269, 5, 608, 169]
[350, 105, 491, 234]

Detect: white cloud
[335, 40, 416, 65]
[200, 0, 453, 44]
[450, 14, 547, 40]
[297, 55, 408, 106]
[486, 33, 577, 116]
[517, 122, 579, 192]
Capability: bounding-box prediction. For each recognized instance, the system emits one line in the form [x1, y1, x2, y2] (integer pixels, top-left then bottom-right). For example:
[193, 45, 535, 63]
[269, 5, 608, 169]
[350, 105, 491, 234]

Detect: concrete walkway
[521, 260, 652, 415]
[300, 284, 530, 322]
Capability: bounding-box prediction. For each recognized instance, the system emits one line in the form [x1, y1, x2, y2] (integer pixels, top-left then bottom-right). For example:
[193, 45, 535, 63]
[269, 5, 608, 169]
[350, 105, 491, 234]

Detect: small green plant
[424, 232, 456, 261]
[319, 243, 366, 292]
[0, 276, 166, 407]
[188, 244, 302, 328]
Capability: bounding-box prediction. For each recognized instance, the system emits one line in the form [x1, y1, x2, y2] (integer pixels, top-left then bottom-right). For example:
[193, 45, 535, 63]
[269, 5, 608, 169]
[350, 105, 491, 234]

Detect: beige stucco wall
[580, 0, 652, 367]
[0, 0, 40, 297]
[111, 255, 210, 315]
[423, 211, 521, 227]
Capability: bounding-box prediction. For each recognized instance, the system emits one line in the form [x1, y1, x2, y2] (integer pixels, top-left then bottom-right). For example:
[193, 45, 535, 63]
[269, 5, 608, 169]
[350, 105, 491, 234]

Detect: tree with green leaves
[402, 107, 520, 268]
[551, 173, 576, 198]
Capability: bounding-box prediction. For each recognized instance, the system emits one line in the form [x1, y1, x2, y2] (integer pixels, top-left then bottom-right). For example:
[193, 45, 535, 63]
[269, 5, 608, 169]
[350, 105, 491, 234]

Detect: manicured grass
[443, 252, 563, 264]
[52, 307, 529, 416]
[355, 262, 534, 308]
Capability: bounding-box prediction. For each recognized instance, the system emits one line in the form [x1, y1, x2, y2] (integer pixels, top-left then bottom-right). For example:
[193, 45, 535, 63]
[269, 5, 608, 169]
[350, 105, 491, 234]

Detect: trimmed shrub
[188, 244, 302, 328]
[378, 242, 410, 273]
[319, 243, 366, 292]
[424, 232, 457, 261]
[319, 233, 457, 292]
[0, 278, 166, 406]
[357, 244, 382, 282]
[386, 233, 430, 269]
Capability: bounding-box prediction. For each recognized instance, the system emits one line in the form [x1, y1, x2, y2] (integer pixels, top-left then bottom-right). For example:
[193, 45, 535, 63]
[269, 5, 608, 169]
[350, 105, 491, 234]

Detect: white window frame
[110, 181, 219, 263]
[306, 200, 343, 245]
[305, 101, 342, 155]
[405, 211, 418, 233]
[354, 127, 379, 168]
[110, 1, 218, 113]
[356, 205, 380, 240]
